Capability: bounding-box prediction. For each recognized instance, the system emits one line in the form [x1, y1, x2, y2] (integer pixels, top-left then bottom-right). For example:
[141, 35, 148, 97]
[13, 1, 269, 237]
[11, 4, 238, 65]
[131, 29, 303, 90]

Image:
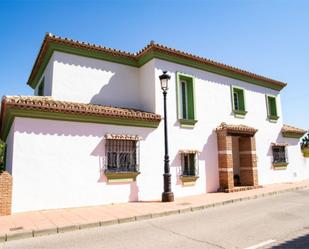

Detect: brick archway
[216, 123, 258, 192]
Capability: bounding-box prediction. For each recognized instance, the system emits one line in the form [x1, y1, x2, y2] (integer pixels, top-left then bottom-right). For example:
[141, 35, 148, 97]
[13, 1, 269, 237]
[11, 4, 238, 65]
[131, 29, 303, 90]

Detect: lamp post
[159, 71, 174, 202]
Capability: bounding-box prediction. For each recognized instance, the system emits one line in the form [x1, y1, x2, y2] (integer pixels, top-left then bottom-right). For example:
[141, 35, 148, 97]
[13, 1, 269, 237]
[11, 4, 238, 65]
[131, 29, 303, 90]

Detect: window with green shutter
[176, 72, 197, 127]
[232, 86, 247, 116]
[266, 95, 279, 121]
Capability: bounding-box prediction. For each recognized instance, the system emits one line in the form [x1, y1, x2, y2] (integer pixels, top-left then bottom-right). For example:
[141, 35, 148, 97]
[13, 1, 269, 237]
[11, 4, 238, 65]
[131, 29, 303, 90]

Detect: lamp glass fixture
[159, 71, 170, 91]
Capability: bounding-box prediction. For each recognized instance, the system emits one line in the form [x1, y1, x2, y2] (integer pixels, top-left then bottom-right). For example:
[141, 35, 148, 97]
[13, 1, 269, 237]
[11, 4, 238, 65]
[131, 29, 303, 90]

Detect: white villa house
[0, 33, 307, 215]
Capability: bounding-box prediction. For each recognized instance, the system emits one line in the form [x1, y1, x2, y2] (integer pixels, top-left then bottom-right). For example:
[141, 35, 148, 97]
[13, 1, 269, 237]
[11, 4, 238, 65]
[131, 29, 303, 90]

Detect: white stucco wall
[10, 115, 211, 213]
[34, 55, 54, 96]
[50, 52, 142, 109]
[152, 58, 307, 187]
[138, 60, 156, 113]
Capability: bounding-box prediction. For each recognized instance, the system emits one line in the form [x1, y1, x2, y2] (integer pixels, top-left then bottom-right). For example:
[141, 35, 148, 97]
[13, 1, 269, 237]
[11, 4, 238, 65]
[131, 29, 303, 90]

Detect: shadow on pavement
[271, 233, 309, 248]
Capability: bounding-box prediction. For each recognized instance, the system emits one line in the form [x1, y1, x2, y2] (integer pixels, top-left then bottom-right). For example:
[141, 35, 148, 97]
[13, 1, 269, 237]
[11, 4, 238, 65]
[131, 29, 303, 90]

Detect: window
[180, 80, 188, 119]
[266, 95, 279, 121]
[105, 139, 139, 172]
[38, 79, 44, 96]
[272, 145, 288, 165]
[231, 87, 246, 116]
[180, 151, 199, 177]
[176, 72, 197, 127]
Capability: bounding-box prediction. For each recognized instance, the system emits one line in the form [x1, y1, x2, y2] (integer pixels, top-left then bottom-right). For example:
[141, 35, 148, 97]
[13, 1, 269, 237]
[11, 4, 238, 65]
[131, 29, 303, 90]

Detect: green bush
[301, 132, 309, 150]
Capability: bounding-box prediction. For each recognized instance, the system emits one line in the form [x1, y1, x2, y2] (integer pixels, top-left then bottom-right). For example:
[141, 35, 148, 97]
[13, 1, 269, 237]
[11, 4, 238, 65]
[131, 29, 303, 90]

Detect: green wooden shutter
[189, 154, 195, 176]
[232, 87, 245, 112]
[181, 82, 188, 119]
[238, 90, 245, 111]
[187, 81, 195, 120]
[268, 96, 277, 116]
[177, 73, 195, 121]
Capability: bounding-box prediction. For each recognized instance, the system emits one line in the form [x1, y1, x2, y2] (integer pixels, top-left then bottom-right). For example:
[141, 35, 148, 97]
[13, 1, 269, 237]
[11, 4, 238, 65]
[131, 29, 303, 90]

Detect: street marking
[244, 239, 276, 249]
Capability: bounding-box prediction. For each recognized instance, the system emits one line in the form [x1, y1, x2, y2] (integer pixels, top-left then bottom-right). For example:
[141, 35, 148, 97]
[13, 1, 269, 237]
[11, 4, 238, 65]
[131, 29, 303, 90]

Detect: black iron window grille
[180, 152, 199, 176]
[272, 146, 288, 164]
[105, 139, 139, 172]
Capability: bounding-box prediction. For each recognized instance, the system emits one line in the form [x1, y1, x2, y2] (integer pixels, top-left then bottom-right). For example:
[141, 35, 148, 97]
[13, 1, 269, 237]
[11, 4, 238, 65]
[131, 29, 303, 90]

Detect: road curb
[33, 227, 58, 237]
[6, 230, 33, 241]
[1, 184, 309, 243]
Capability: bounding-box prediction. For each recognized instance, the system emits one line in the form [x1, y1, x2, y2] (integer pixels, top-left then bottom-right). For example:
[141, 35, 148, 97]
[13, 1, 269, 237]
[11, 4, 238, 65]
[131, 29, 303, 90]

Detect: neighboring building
[0, 33, 307, 215]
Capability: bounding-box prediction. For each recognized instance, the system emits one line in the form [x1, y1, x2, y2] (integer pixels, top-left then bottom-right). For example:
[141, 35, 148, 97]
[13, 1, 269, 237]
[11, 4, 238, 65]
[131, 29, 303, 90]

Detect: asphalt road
[1, 189, 309, 249]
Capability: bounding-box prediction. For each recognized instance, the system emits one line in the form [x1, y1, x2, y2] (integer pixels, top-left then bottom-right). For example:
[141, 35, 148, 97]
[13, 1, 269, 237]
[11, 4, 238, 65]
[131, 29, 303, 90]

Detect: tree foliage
[301, 132, 309, 149]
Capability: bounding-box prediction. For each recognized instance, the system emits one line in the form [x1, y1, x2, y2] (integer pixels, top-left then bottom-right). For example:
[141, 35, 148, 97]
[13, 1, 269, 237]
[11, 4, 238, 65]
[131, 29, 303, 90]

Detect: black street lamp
[159, 71, 174, 202]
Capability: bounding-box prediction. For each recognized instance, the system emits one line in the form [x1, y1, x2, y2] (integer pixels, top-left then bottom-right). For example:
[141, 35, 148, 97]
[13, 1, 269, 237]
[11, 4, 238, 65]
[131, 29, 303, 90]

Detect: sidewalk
[1, 180, 309, 242]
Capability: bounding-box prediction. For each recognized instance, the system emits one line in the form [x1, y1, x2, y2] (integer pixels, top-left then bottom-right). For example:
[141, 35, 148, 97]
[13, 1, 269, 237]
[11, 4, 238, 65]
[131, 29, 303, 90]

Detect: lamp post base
[162, 191, 174, 202]
[162, 172, 174, 202]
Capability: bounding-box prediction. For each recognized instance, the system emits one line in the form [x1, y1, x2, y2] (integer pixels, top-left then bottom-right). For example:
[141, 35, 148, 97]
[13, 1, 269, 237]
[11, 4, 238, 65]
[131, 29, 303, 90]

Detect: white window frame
[181, 152, 199, 176]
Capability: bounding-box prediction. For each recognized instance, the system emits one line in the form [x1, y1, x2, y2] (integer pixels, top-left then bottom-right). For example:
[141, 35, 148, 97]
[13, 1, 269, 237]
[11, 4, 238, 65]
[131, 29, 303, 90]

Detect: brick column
[239, 137, 258, 186]
[0, 171, 12, 216]
[217, 131, 234, 190]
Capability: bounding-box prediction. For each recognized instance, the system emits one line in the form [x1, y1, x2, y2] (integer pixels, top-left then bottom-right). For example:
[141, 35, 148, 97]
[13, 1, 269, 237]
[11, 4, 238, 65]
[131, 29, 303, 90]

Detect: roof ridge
[27, 33, 287, 89]
[139, 42, 286, 86]
[46, 33, 137, 57]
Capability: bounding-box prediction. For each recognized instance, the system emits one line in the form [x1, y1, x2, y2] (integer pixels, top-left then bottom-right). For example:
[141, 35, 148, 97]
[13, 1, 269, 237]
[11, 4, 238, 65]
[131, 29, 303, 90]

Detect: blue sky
[0, 0, 308, 129]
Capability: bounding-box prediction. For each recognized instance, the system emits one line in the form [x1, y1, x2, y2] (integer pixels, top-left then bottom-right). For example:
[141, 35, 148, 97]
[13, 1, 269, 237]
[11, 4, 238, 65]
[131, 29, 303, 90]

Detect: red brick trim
[0, 171, 12, 216]
[216, 126, 259, 191]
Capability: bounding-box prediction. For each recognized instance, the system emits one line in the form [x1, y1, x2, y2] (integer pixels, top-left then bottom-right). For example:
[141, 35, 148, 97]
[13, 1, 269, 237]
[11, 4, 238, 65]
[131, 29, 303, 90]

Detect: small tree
[0, 140, 5, 172]
[301, 132, 309, 150]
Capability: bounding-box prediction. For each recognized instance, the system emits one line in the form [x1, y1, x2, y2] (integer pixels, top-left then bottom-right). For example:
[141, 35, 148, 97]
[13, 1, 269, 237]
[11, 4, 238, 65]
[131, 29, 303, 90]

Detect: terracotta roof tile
[104, 134, 142, 141]
[216, 122, 258, 136]
[179, 149, 200, 154]
[281, 124, 306, 136]
[138, 42, 286, 88]
[2, 96, 161, 122]
[271, 142, 288, 146]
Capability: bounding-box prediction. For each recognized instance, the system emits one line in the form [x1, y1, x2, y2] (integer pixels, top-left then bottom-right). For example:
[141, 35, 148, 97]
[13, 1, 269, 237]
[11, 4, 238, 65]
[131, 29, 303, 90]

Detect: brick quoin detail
[239, 136, 256, 152]
[216, 123, 258, 191]
[217, 131, 234, 190]
[239, 137, 258, 186]
[0, 171, 12, 216]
